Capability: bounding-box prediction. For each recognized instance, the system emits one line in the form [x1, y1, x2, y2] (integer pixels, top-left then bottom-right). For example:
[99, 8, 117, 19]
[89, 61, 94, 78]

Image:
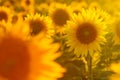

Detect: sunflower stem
[87, 53, 93, 80]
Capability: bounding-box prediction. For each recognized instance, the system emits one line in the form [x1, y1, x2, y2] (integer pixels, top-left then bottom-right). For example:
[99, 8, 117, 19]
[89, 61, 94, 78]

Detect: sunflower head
[0, 19, 30, 80]
[21, 0, 35, 13]
[112, 18, 120, 45]
[0, 18, 65, 80]
[3, 1, 14, 11]
[70, 1, 88, 14]
[11, 13, 24, 24]
[37, 3, 49, 15]
[65, 8, 108, 57]
[21, 0, 34, 8]
[17, 11, 28, 20]
[89, 2, 101, 10]
[0, 6, 13, 22]
[49, 2, 72, 33]
[12, 15, 19, 24]
[25, 13, 54, 39]
[95, 8, 111, 25]
[102, 0, 120, 15]
[0, 34, 30, 80]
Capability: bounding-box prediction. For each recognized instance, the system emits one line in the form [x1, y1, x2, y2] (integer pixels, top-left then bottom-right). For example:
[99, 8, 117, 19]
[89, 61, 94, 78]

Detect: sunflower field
[0, 0, 120, 80]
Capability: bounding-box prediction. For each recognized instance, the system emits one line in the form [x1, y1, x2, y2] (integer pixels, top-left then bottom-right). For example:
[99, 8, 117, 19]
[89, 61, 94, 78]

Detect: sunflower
[0, 6, 13, 22]
[102, 0, 120, 15]
[21, 0, 35, 13]
[37, 3, 49, 15]
[89, 2, 101, 10]
[89, 2, 111, 25]
[112, 18, 120, 45]
[11, 12, 24, 24]
[25, 13, 54, 39]
[65, 8, 108, 57]
[6, 0, 18, 5]
[69, 1, 88, 14]
[11, 14, 20, 24]
[17, 11, 29, 20]
[3, 1, 14, 11]
[0, 19, 65, 80]
[95, 8, 111, 25]
[49, 2, 72, 34]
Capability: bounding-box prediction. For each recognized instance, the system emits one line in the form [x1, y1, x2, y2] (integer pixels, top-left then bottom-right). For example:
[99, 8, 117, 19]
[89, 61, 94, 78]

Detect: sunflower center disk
[0, 59, 16, 75]
[12, 15, 18, 23]
[25, 0, 30, 6]
[84, 31, 90, 36]
[52, 9, 70, 26]
[76, 23, 97, 44]
[29, 20, 46, 36]
[0, 36, 30, 80]
[0, 11, 8, 22]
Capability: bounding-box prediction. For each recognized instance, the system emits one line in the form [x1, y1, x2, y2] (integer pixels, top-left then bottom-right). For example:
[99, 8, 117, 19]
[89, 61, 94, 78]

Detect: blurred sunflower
[6, 0, 18, 6]
[3, 1, 14, 11]
[0, 20, 65, 80]
[65, 8, 108, 57]
[89, 2, 101, 9]
[18, 11, 28, 20]
[69, 1, 88, 14]
[11, 14, 20, 24]
[89, 2, 111, 25]
[37, 3, 49, 15]
[25, 13, 54, 39]
[49, 2, 72, 34]
[11, 12, 24, 24]
[95, 9, 111, 25]
[112, 18, 120, 45]
[21, 0, 35, 13]
[0, 6, 13, 22]
[102, 0, 120, 15]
